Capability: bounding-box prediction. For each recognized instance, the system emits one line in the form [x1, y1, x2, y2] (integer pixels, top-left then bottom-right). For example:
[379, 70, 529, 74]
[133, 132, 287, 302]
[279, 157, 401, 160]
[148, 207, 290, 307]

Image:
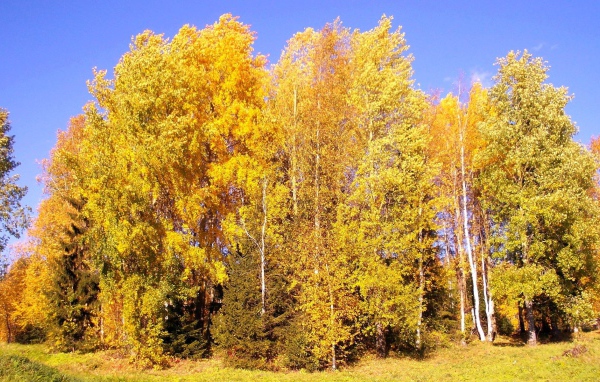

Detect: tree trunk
[330, 287, 336, 370]
[100, 304, 104, 346]
[481, 255, 496, 341]
[459, 274, 466, 342]
[442, 218, 455, 316]
[376, 322, 387, 358]
[415, 257, 424, 350]
[325, 262, 336, 371]
[518, 302, 526, 334]
[486, 295, 496, 342]
[525, 299, 537, 346]
[260, 178, 268, 315]
[461, 148, 485, 342]
[452, 192, 467, 340]
[550, 315, 561, 340]
[454, 85, 484, 341]
[240, 178, 269, 316]
[415, 210, 425, 351]
[331, 342, 337, 370]
[4, 310, 12, 343]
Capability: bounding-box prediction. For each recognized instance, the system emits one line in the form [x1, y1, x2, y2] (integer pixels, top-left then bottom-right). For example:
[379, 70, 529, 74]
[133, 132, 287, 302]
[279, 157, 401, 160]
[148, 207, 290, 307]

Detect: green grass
[1, 332, 599, 381]
[0, 353, 80, 382]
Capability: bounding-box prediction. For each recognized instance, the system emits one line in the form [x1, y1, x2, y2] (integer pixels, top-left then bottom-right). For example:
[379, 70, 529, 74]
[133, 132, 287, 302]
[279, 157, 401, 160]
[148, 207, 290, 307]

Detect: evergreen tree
[0, 109, 29, 254]
[46, 201, 99, 351]
[212, 249, 273, 369]
[161, 292, 210, 359]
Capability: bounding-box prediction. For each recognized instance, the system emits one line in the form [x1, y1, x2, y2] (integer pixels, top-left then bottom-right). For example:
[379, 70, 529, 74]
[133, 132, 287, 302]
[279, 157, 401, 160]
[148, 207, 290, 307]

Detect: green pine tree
[46, 200, 99, 352]
[212, 245, 294, 369]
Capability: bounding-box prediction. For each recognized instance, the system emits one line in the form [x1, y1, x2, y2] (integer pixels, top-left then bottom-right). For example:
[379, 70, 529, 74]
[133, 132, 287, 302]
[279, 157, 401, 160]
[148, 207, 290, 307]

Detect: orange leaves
[13, 13, 600, 365]
[31, 115, 87, 257]
[429, 93, 460, 170]
[60, 15, 271, 361]
[429, 84, 488, 174]
[591, 136, 600, 157]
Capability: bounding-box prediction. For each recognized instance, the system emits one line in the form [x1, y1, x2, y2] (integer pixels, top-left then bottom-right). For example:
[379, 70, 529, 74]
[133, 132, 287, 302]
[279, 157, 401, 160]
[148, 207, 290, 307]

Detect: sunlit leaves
[478, 51, 600, 338]
[12, 14, 600, 368]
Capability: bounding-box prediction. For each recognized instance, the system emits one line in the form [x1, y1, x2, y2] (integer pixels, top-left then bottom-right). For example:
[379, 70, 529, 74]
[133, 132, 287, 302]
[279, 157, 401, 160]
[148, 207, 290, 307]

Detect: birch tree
[430, 84, 494, 341]
[337, 16, 435, 355]
[271, 20, 361, 370]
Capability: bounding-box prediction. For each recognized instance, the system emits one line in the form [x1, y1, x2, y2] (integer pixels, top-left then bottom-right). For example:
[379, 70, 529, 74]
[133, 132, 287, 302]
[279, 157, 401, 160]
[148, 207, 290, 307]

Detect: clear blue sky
[1, 0, 599, 223]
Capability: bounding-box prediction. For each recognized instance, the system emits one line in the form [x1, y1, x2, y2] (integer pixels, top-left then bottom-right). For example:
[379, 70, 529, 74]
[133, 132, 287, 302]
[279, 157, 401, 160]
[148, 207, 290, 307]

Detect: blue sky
[0, 0, 599, 224]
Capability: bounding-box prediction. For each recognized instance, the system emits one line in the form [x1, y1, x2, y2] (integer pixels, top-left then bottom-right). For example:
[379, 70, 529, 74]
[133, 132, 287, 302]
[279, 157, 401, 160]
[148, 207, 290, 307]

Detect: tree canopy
[1, 15, 599, 370]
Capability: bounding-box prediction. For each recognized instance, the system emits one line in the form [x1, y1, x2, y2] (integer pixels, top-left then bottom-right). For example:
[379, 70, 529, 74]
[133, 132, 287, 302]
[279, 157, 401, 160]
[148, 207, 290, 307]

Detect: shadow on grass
[0, 354, 81, 382]
[492, 341, 525, 347]
[538, 331, 576, 344]
[492, 331, 579, 347]
[491, 333, 527, 347]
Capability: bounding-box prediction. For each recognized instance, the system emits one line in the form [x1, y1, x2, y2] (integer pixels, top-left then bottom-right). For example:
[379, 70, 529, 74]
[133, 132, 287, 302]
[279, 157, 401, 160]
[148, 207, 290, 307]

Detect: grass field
[1, 332, 599, 381]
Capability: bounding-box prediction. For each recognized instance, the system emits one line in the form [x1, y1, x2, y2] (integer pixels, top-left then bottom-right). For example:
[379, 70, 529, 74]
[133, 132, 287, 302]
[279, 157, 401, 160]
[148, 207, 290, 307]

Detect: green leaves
[10, 16, 599, 368]
[479, 51, 600, 337]
[491, 263, 560, 303]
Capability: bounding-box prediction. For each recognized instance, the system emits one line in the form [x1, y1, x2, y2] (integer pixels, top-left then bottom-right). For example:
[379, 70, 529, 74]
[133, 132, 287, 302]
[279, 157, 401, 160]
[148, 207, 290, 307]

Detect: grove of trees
[1, 14, 599, 370]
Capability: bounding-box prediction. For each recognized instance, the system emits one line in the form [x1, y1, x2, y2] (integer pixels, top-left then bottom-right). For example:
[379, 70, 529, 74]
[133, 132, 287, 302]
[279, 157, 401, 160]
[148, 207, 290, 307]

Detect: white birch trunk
[240, 178, 269, 315]
[461, 140, 485, 342]
[451, 166, 467, 340]
[481, 252, 495, 341]
[260, 178, 267, 315]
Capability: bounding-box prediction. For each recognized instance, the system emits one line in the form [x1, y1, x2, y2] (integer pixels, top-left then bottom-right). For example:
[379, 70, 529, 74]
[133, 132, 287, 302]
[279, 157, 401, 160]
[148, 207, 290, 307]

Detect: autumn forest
[1, 14, 600, 371]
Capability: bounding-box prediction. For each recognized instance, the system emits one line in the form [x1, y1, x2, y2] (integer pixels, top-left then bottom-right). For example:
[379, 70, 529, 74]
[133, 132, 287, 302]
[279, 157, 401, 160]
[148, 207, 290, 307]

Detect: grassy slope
[1, 332, 599, 381]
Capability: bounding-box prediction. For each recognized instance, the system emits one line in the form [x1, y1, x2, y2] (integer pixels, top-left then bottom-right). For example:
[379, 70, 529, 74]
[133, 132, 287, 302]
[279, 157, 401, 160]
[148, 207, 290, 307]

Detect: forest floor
[1, 331, 599, 381]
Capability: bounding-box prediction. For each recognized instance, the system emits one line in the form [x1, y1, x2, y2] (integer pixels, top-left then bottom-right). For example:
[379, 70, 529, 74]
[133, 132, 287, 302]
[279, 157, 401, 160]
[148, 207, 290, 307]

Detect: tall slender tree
[478, 51, 599, 345]
[336, 16, 436, 356]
